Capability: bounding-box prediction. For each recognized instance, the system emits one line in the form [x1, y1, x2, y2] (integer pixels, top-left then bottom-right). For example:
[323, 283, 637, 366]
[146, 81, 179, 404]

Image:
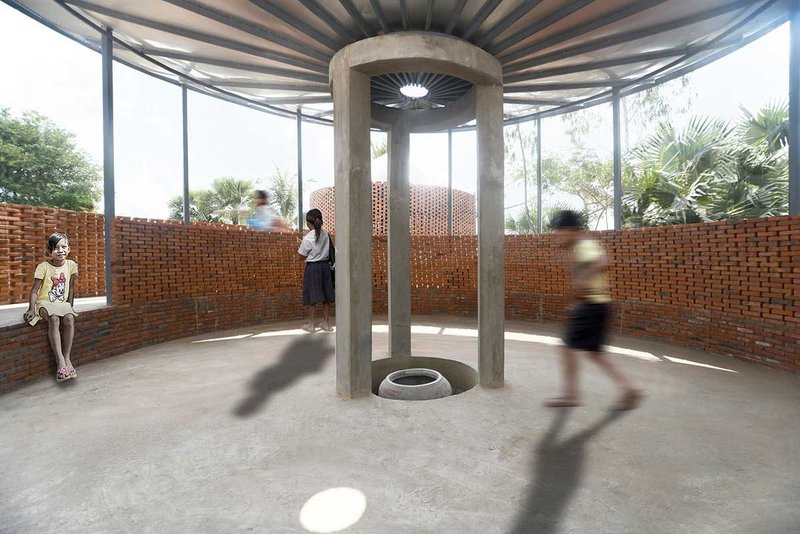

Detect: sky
[0, 3, 791, 223]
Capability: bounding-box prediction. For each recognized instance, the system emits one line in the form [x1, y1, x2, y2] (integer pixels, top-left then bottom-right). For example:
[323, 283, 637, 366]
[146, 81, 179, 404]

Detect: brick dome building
[310, 182, 475, 236]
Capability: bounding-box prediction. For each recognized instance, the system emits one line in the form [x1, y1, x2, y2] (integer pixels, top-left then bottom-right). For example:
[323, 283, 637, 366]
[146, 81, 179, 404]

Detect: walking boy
[546, 210, 643, 411]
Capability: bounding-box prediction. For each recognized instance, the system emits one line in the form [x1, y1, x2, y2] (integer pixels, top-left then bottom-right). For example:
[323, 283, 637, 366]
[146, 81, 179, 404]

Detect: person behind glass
[248, 190, 289, 232]
[297, 209, 334, 333]
[546, 210, 643, 411]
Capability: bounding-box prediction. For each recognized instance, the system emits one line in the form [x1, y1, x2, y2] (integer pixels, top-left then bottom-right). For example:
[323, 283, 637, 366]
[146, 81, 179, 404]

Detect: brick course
[1, 204, 798, 393]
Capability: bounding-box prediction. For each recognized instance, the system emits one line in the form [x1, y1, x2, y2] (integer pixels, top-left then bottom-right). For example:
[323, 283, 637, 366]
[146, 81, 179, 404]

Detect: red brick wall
[1, 210, 798, 393]
[0, 203, 105, 304]
[310, 182, 476, 235]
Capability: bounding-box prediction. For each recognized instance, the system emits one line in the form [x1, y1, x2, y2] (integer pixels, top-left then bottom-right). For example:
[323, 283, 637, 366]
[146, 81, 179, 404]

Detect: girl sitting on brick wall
[297, 209, 334, 333]
[23, 232, 79, 382]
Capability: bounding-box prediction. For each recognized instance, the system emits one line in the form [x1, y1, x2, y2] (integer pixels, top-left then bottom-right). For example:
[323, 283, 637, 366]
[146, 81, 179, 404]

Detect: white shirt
[298, 228, 330, 262]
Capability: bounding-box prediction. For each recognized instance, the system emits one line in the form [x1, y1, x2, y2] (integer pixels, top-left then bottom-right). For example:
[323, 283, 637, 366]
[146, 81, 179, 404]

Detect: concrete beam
[370, 87, 477, 132]
[388, 117, 411, 359]
[476, 84, 505, 387]
[332, 32, 502, 86]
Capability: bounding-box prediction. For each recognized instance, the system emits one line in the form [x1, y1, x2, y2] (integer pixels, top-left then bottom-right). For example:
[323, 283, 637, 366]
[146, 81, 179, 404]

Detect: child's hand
[23, 309, 35, 323]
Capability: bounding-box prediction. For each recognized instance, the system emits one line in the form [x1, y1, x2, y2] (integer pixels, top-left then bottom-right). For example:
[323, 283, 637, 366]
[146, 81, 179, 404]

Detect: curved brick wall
[1, 206, 798, 394]
[310, 182, 476, 235]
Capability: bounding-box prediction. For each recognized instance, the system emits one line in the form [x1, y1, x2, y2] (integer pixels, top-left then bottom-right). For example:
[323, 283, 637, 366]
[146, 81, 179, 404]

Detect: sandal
[67, 365, 77, 379]
[612, 390, 644, 411]
[544, 397, 582, 408]
[56, 367, 72, 382]
[301, 323, 317, 333]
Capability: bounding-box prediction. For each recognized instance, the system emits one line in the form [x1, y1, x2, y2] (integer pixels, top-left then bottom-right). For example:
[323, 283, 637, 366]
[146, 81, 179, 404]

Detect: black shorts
[563, 302, 612, 352]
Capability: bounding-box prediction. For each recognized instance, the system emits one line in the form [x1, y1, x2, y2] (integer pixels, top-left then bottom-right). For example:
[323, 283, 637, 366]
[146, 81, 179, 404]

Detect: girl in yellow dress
[23, 233, 79, 382]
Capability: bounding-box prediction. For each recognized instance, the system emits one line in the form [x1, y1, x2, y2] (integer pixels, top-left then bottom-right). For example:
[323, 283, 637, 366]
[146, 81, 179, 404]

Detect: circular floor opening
[372, 356, 477, 400]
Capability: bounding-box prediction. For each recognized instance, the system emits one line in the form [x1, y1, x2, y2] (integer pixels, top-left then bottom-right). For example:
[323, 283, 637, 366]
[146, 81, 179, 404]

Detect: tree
[0, 108, 101, 210]
[504, 123, 537, 222]
[543, 151, 614, 230]
[168, 178, 254, 224]
[623, 104, 789, 227]
[371, 139, 387, 159]
[266, 166, 297, 220]
[505, 202, 589, 233]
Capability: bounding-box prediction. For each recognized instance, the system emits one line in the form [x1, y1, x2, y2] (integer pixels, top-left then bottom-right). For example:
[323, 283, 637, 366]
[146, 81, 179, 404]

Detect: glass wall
[114, 63, 181, 219]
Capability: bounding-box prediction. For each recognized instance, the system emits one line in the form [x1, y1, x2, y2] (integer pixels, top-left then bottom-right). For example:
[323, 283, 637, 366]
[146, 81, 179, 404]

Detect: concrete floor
[1, 316, 798, 534]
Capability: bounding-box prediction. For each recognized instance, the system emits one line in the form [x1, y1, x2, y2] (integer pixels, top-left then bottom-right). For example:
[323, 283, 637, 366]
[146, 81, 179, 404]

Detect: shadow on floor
[233, 334, 334, 418]
[508, 409, 625, 534]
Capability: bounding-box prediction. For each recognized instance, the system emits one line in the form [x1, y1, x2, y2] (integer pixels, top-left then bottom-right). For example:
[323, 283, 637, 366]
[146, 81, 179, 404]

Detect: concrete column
[388, 117, 411, 358]
[476, 84, 504, 388]
[332, 67, 373, 399]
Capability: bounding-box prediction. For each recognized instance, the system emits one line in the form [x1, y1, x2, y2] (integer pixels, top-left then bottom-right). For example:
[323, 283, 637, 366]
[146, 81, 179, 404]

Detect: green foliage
[505, 202, 589, 233]
[0, 108, 101, 210]
[266, 166, 297, 220]
[168, 177, 254, 224]
[543, 150, 614, 230]
[624, 103, 789, 226]
[371, 139, 387, 159]
[167, 168, 298, 225]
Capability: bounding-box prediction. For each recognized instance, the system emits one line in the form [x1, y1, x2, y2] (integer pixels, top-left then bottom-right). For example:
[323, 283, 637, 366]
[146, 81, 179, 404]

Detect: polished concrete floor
[1, 316, 798, 534]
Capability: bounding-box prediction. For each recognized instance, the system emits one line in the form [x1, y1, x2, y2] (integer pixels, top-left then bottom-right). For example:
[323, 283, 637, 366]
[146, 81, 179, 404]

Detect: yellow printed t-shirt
[34, 259, 78, 306]
[573, 239, 611, 304]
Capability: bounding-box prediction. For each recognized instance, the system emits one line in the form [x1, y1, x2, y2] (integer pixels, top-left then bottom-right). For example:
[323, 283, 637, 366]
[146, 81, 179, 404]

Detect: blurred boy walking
[546, 210, 643, 411]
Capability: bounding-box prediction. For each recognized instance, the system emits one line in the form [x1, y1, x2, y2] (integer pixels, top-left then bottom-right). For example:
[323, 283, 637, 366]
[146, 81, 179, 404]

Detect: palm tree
[266, 166, 297, 220]
[505, 203, 588, 233]
[624, 105, 790, 227]
[210, 177, 254, 224]
[624, 117, 736, 226]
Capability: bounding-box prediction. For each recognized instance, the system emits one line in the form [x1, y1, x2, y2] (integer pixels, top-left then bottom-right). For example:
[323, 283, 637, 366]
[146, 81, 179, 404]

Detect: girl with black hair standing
[297, 209, 334, 333]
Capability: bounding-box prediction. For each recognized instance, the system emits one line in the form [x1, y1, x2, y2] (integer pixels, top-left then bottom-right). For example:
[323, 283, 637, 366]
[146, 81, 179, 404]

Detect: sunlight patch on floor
[663, 355, 739, 373]
[299, 487, 366, 533]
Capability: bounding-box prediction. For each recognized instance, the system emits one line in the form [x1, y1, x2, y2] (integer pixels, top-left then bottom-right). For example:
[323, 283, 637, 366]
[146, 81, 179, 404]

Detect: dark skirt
[303, 261, 335, 305]
[563, 302, 612, 352]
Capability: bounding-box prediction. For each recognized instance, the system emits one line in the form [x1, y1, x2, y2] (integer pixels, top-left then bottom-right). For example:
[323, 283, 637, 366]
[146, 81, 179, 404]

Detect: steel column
[448, 129, 453, 235]
[790, 1, 800, 215]
[612, 88, 623, 229]
[297, 106, 304, 230]
[101, 29, 115, 304]
[536, 118, 542, 233]
[182, 83, 189, 224]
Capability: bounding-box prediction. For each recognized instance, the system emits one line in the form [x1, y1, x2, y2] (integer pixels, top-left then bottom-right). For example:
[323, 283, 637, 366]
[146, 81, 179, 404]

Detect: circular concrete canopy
[8, 0, 791, 126]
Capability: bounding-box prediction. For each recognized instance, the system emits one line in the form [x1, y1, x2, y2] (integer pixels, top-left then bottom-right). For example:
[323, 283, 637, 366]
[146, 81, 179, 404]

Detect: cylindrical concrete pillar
[332, 66, 373, 399]
[388, 117, 411, 358]
[476, 84, 505, 388]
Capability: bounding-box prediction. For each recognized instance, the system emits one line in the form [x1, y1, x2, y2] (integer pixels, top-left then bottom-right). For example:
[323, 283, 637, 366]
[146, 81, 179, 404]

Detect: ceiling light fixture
[400, 83, 429, 98]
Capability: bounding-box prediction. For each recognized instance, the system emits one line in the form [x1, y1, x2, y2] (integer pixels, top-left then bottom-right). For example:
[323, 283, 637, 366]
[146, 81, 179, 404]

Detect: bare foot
[301, 323, 316, 333]
[544, 397, 582, 408]
[320, 322, 334, 332]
